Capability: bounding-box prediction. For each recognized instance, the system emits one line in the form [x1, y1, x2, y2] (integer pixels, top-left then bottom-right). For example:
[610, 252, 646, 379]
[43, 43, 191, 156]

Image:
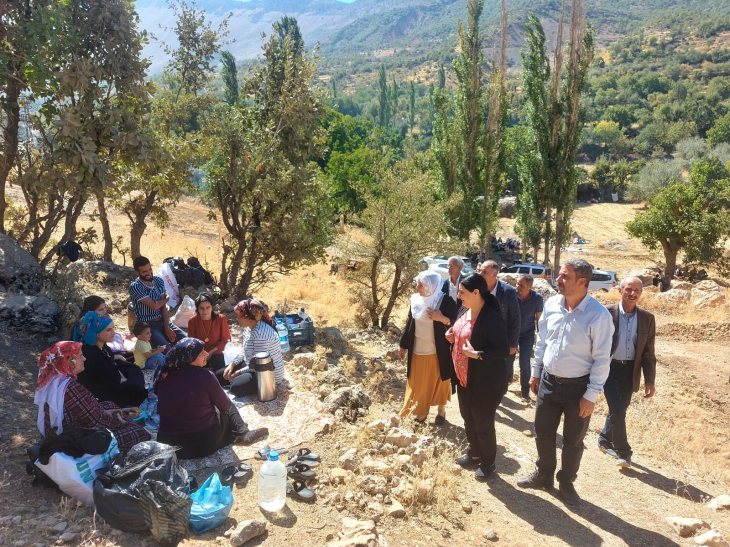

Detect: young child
[133, 322, 166, 370]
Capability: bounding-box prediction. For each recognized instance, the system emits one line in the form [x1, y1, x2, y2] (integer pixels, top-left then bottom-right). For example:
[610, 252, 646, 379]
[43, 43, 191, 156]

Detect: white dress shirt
[531, 293, 614, 403]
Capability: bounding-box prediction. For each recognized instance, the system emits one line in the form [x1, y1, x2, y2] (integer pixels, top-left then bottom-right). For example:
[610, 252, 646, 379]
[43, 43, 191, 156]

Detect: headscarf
[73, 311, 113, 345]
[154, 338, 204, 391]
[34, 342, 83, 436]
[410, 271, 445, 319]
[234, 299, 274, 328]
[195, 293, 218, 320]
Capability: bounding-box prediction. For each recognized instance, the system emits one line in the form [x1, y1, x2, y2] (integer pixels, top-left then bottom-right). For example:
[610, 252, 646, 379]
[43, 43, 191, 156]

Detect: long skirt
[400, 353, 451, 417]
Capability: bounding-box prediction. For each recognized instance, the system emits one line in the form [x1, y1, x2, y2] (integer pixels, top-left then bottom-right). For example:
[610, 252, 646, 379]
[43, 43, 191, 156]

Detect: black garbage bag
[140, 480, 192, 547]
[93, 442, 190, 535]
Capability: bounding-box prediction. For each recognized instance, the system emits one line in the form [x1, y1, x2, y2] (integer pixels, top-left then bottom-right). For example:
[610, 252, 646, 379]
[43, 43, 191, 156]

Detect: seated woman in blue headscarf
[75, 312, 147, 408]
[155, 338, 268, 460]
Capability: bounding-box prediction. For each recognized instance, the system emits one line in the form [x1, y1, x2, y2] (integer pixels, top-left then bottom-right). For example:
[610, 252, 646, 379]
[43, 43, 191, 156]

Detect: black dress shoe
[475, 463, 496, 481]
[517, 469, 554, 490]
[455, 454, 480, 469]
[559, 481, 581, 506]
[434, 413, 446, 426]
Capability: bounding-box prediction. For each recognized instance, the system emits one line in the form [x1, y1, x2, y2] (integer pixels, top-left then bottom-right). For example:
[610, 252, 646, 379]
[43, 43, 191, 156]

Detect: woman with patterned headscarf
[187, 293, 231, 372]
[155, 338, 268, 459]
[398, 270, 458, 425]
[34, 342, 150, 452]
[76, 312, 147, 407]
[217, 299, 286, 397]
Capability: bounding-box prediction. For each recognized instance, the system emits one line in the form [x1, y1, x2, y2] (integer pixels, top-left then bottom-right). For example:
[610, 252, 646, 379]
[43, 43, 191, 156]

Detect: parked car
[589, 269, 618, 292]
[502, 264, 552, 281]
[419, 259, 475, 281]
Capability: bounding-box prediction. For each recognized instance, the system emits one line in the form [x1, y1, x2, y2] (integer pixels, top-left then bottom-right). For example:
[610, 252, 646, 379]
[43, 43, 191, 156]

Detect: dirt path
[1, 328, 729, 547]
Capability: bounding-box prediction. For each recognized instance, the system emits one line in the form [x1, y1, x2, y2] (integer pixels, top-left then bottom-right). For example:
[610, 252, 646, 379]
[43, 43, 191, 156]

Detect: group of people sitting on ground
[33, 255, 281, 463]
[398, 256, 656, 507]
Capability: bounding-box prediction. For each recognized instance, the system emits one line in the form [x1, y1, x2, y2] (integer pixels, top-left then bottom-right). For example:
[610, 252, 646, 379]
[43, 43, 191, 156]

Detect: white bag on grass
[157, 262, 180, 308]
[36, 432, 119, 507]
[172, 295, 196, 329]
[223, 342, 241, 367]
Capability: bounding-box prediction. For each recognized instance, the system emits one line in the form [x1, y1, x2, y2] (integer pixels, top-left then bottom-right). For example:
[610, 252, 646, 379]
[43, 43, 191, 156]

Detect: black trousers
[205, 353, 226, 373]
[157, 405, 249, 460]
[598, 360, 635, 458]
[534, 372, 591, 483]
[457, 383, 503, 469]
[113, 362, 148, 407]
[215, 363, 258, 398]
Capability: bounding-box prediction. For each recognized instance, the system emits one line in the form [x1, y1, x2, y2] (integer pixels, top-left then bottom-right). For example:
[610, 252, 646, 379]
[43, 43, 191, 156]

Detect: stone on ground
[323, 385, 372, 414]
[665, 517, 710, 537]
[229, 519, 267, 546]
[0, 233, 42, 293]
[708, 495, 730, 511]
[387, 500, 405, 518]
[325, 518, 379, 547]
[0, 295, 60, 334]
[694, 529, 730, 547]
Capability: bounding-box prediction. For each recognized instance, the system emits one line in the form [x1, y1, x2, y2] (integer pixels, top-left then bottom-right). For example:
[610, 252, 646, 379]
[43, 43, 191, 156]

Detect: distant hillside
[135, 0, 730, 74]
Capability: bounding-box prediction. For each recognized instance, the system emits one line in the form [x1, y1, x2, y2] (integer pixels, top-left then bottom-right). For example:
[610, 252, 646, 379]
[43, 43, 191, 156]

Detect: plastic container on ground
[275, 322, 290, 353]
[258, 451, 287, 511]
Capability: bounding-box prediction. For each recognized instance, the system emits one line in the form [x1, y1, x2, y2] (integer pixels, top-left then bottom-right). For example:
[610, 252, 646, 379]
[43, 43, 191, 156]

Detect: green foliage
[707, 113, 730, 147]
[628, 160, 683, 201]
[626, 164, 730, 274]
[345, 159, 451, 329]
[203, 17, 332, 297]
[220, 51, 239, 106]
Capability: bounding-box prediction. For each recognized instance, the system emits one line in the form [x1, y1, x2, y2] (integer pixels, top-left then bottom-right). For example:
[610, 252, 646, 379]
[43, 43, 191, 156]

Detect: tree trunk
[380, 265, 402, 330]
[0, 80, 22, 233]
[659, 239, 679, 276]
[40, 195, 87, 268]
[96, 190, 113, 261]
[543, 201, 552, 265]
[369, 257, 381, 328]
[128, 190, 158, 259]
[553, 209, 563, 274]
[220, 240, 231, 296]
[228, 243, 245, 299]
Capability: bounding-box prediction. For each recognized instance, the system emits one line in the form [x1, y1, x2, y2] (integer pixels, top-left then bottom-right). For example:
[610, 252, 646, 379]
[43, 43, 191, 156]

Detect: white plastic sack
[222, 342, 241, 367]
[36, 432, 119, 506]
[172, 295, 196, 329]
[107, 332, 126, 353]
[157, 263, 180, 308]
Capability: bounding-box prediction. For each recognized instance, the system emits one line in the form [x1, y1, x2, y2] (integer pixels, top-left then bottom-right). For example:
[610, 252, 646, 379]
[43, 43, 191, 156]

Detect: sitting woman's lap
[215, 364, 258, 398]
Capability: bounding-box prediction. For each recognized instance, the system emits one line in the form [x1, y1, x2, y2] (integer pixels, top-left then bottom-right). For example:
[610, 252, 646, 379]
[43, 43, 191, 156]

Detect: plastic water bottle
[276, 322, 290, 353]
[258, 450, 287, 511]
[298, 308, 310, 322]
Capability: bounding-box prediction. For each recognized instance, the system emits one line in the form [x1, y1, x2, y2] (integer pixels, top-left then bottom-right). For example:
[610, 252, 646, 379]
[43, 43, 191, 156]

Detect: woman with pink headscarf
[34, 342, 150, 453]
[218, 299, 286, 397]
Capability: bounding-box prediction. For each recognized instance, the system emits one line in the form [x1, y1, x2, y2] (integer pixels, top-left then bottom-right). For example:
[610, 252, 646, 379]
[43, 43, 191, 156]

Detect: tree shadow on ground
[623, 462, 713, 503]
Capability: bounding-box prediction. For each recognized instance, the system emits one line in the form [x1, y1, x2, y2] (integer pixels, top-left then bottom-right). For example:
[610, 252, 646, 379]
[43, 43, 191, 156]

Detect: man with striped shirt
[129, 256, 185, 350]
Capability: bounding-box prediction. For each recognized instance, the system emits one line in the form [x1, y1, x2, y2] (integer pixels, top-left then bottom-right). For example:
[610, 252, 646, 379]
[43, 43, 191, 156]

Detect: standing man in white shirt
[442, 256, 464, 308]
[517, 259, 614, 506]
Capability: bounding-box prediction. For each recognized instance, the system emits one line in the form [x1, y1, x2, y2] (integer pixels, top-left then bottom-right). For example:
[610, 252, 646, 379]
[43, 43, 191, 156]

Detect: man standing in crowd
[442, 256, 465, 307]
[515, 274, 543, 401]
[129, 256, 185, 350]
[518, 259, 613, 506]
[598, 276, 656, 469]
[478, 260, 520, 382]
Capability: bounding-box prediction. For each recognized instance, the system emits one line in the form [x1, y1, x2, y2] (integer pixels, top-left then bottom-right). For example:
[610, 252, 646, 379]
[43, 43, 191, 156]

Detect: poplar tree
[520, 0, 593, 269]
[378, 64, 389, 127]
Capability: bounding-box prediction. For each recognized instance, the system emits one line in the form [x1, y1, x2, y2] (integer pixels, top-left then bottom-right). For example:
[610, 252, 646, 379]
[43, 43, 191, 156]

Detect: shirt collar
[618, 301, 636, 316]
[560, 292, 591, 312]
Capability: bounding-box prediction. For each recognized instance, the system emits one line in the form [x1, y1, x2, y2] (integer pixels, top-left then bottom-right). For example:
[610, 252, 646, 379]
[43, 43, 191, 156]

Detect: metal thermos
[254, 352, 276, 402]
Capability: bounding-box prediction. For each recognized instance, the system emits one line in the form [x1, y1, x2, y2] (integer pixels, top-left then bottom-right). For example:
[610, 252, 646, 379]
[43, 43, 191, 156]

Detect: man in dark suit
[599, 276, 656, 469]
[478, 260, 521, 381]
[442, 256, 464, 308]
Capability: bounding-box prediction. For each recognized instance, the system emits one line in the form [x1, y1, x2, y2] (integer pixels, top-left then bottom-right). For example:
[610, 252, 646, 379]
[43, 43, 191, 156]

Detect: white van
[589, 270, 618, 292]
[503, 264, 552, 281]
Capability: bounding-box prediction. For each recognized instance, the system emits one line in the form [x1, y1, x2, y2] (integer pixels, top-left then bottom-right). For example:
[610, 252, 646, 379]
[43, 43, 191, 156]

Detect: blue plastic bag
[189, 473, 233, 534]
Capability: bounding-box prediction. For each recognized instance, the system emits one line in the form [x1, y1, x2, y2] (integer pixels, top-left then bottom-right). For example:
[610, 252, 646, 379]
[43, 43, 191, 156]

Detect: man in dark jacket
[478, 260, 521, 381]
[599, 276, 656, 469]
[442, 256, 464, 308]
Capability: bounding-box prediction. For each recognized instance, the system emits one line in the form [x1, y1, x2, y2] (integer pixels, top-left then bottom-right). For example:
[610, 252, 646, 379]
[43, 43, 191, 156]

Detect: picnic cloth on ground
[177, 385, 334, 472]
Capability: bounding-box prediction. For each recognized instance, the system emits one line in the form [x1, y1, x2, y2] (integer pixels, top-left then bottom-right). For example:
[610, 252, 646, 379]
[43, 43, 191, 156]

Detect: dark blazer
[442, 275, 463, 308]
[454, 295, 511, 396]
[606, 303, 656, 392]
[400, 294, 458, 382]
[494, 280, 521, 349]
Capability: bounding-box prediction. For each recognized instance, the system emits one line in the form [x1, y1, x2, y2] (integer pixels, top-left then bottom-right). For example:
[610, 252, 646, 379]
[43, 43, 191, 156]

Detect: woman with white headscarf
[398, 270, 458, 425]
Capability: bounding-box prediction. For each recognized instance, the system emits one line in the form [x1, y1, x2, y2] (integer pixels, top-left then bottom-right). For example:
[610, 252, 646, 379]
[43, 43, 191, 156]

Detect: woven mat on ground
[177, 387, 334, 472]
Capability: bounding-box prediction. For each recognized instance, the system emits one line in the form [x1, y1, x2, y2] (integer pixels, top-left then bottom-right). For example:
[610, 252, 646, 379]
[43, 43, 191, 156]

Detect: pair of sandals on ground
[253, 446, 321, 502]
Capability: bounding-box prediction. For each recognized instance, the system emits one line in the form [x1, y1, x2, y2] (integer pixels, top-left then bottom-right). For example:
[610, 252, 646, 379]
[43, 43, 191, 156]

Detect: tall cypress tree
[378, 64, 389, 127]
